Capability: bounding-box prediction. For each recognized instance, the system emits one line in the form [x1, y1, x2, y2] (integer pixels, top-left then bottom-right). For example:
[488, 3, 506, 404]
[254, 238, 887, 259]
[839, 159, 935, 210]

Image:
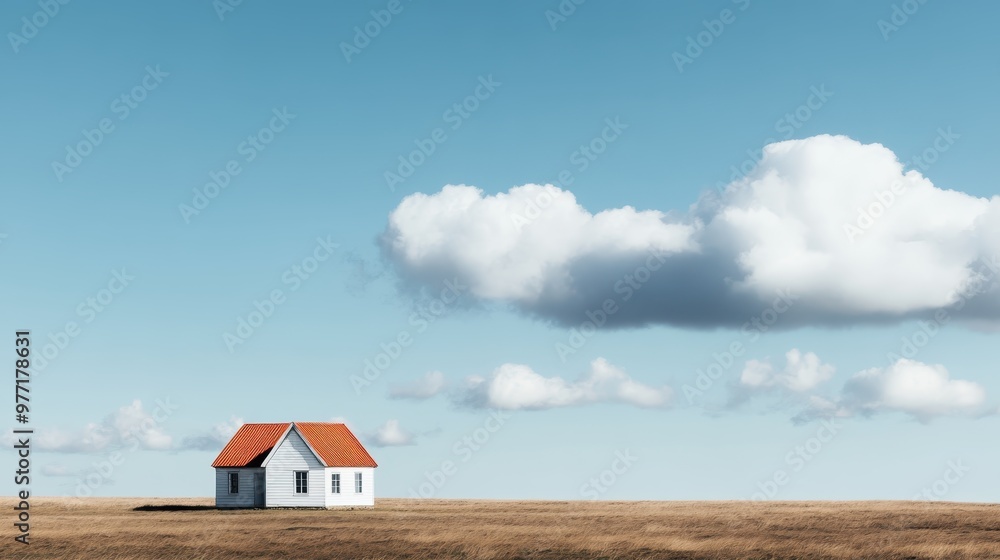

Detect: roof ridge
[212, 422, 375, 468]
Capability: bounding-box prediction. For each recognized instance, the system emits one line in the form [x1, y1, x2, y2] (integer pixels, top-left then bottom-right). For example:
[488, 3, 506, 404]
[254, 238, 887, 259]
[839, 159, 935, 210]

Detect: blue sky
[2, 1, 999, 502]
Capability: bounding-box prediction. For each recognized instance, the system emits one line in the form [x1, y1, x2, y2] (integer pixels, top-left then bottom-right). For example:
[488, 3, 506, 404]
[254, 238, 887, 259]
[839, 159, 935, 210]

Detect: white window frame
[331, 473, 340, 494]
[228, 472, 239, 494]
[294, 471, 308, 494]
[355, 472, 363, 493]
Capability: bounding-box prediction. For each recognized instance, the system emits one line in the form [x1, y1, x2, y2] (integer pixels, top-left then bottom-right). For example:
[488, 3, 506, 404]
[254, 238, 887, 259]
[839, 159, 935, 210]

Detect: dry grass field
[2, 497, 999, 559]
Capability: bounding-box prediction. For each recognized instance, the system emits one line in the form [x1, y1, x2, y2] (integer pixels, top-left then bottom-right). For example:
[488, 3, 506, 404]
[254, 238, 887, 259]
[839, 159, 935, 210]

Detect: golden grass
[2, 497, 999, 559]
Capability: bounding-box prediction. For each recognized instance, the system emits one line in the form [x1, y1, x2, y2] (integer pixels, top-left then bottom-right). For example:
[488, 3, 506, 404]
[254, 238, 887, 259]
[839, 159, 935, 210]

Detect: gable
[264, 428, 324, 469]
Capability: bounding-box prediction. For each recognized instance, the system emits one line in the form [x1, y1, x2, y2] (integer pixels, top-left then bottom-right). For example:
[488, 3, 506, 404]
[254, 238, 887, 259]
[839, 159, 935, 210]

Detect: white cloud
[740, 349, 835, 393]
[383, 183, 695, 305]
[457, 358, 671, 410]
[796, 359, 989, 423]
[180, 416, 244, 451]
[367, 419, 415, 447]
[844, 359, 988, 419]
[382, 135, 1000, 328]
[389, 371, 446, 400]
[28, 400, 173, 453]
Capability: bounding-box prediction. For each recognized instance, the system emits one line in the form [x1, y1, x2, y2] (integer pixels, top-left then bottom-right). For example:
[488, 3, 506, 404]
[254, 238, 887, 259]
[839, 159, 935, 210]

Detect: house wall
[324, 467, 375, 507]
[214, 468, 263, 508]
[264, 428, 326, 507]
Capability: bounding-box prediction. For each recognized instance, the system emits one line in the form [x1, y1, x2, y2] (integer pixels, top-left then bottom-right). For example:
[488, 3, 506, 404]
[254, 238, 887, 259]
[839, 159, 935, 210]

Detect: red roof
[211, 422, 377, 468]
[296, 422, 378, 468]
[211, 423, 290, 468]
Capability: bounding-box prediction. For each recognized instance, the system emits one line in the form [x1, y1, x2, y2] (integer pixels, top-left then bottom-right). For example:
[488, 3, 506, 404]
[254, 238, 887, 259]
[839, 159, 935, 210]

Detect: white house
[212, 422, 377, 508]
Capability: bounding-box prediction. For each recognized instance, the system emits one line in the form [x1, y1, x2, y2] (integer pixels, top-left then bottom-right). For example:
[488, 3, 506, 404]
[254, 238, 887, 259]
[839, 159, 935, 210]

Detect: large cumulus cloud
[381, 135, 1000, 328]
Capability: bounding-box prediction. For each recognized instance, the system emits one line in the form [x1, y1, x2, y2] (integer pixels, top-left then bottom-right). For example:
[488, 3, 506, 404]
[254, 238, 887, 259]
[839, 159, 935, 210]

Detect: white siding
[324, 467, 375, 507]
[263, 428, 326, 507]
[214, 468, 263, 508]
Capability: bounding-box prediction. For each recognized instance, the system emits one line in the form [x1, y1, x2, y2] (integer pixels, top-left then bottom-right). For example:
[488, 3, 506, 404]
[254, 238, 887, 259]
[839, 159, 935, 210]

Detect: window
[294, 471, 308, 494]
[331, 473, 340, 494]
[355, 472, 363, 493]
[228, 472, 239, 494]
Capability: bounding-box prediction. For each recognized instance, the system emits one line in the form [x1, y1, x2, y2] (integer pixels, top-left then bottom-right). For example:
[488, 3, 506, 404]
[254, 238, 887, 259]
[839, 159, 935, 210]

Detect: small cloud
[7, 400, 175, 454]
[367, 419, 415, 447]
[843, 359, 988, 420]
[179, 416, 244, 451]
[730, 349, 835, 408]
[740, 349, 835, 393]
[795, 359, 990, 423]
[456, 358, 671, 410]
[389, 371, 446, 400]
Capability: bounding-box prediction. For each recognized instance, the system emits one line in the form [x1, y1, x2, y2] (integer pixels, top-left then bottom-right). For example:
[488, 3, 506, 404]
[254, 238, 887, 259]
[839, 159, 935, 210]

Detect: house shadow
[133, 505, 218, 512]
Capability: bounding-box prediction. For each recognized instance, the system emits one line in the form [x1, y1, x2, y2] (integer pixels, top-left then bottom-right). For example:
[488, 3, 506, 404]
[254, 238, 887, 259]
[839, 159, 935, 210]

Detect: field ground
[2, 497, 1000, 559]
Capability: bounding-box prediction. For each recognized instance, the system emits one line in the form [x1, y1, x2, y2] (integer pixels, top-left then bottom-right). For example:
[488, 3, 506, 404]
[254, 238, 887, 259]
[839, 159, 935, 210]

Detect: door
[253, 472, 265, 507]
